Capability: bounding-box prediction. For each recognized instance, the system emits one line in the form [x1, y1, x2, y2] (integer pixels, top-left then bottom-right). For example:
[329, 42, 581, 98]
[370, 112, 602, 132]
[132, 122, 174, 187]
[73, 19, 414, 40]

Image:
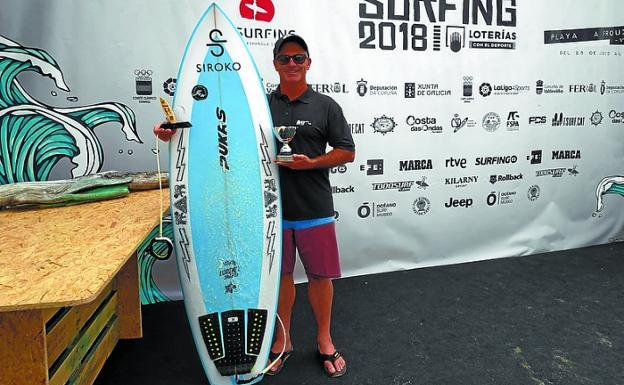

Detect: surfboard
[168, 4, 281, 384]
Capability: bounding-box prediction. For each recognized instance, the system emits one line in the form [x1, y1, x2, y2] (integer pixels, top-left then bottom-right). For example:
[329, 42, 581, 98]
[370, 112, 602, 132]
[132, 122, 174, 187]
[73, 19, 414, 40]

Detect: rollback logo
[489, 173, 522, 184]
[197, 30, 242, 73]
[239, 0, 275, 22]
[332, 185, 355, 194]
[358, 0, 518, 54]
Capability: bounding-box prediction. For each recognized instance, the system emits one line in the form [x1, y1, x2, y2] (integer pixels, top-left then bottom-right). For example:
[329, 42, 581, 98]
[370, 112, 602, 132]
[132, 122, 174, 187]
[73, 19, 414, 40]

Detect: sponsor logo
[310, 82, 349, 94]
[163, 78, 176, 96]
[360, 159, 384, 175]
[216, 107, 229, 172]
[536, 80, 564, 95]
[358, 1, 517, 53]
[528, 116, 547, 125]
[507, 111, 520, 131]
[332, 185, 355, 194]
[192, 85, 208, 101]
[408, 83, 452, 97]
[399, 159, 434, 171]
[413, 197, 431, 215]
[372, 181, 415, 192]
[445, 197, 474, 208]
[489, 173, 523, 184]
[568, 83, 597, 93]
[350, 123, 365, 135]
[415, 176, 430, 189]
[480, 82, 530, 96]
[445, 175, 478, 188]
[479, 82, 492, 97]
[600, 81, 624, 95]
[527, 185, 540, 201]
[406, 116, 443, 133]
[451, 114, 476, 133]
[198, 30, 242, 72]
[329, 165, 348, 174]
[537, 166, 580, 178]
[358, 201, 397, 218]
[405, 82, 416, 98]
[544, 26, 624, 46]
[475, 155, 518, 166]
[487, 190, 516, 206]
[527, 150, 542, 164]
[482, 112, 501, 132]
[445, 157, 467, 168]
[133, 69, 157, 103]
[590, 111, 603, 126]
[356, 78, 398, 96]
[461, 75, 474, 103]
[552, 113, 585, 127]
[552, 150, 581, 160]
[371, 115, 397, 135]
[609, 109, 624, 124]
[239, 0, 275, 22]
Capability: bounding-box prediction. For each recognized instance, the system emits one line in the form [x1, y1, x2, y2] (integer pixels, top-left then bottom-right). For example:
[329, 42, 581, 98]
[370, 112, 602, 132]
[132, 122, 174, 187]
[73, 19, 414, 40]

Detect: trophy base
[276, 154, 294, 162]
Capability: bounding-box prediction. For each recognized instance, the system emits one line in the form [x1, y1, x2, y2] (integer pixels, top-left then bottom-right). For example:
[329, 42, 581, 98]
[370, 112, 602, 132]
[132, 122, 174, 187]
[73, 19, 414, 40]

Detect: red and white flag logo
[239, 0, 275, 22]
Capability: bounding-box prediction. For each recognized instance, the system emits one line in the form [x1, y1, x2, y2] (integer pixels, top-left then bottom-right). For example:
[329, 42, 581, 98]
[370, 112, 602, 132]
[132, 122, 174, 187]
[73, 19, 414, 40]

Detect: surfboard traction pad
[199, 308, 269, 376]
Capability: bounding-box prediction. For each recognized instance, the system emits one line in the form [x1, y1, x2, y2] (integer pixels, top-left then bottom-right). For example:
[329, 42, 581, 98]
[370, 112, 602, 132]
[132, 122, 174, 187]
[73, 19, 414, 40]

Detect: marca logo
[399, 159, 433, 171]
[552, 150, 581, 160]
[239, 0, 275, 22]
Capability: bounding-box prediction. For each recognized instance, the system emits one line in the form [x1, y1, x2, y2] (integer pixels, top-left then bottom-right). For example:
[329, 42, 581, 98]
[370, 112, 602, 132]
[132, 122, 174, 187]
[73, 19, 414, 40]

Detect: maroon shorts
[281, 222, 342, 279]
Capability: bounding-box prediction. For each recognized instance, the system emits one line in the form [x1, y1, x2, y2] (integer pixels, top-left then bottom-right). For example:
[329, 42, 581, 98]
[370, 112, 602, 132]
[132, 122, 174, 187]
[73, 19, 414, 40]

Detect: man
[267, 34, 355, 378]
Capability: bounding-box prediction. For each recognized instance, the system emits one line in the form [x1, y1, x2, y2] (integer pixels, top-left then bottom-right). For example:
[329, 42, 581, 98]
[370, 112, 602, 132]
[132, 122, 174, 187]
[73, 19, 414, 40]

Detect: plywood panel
[116, 253, 142, 339]
[0, 189, 168, 311]
[0, 310, 48, 385]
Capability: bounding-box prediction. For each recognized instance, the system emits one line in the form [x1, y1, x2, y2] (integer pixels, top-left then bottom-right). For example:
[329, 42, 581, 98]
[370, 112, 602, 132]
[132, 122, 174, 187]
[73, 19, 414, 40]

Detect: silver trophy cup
[273, 125, 297, 162]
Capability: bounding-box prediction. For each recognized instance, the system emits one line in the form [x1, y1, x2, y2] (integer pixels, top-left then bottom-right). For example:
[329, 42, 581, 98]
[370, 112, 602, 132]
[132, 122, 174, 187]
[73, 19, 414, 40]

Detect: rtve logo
[240, 0, 275, 22]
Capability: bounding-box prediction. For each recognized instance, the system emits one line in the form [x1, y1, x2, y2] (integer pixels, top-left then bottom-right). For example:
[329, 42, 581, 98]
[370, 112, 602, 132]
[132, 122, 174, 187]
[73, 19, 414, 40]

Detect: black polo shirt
[268, 86, 355, 221]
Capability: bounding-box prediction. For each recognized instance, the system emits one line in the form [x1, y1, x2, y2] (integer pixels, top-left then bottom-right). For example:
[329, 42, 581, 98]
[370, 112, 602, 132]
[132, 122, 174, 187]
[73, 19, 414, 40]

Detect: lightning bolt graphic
[178, 227, 192, 281]
[258, 125, 272, 177]
[176, 134, 186, 182]
[266, 220, 277, 274]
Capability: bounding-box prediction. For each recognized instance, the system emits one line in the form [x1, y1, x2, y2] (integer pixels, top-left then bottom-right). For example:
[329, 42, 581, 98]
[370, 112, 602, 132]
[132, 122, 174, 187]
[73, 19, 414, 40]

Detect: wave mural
[0, 34, 172, 304]
[594, 175, 624, 215]
[0, 34, 139, 183]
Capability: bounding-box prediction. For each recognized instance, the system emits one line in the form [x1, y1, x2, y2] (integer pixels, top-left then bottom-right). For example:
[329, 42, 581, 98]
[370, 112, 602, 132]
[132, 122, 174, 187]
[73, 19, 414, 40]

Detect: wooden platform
[0, 189, 168, 385]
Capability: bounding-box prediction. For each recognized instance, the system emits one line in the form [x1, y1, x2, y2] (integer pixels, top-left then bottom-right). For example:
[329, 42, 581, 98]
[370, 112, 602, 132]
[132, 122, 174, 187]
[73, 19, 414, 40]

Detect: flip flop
[318, 350, 347, 378]
[266, 349, 293, 376]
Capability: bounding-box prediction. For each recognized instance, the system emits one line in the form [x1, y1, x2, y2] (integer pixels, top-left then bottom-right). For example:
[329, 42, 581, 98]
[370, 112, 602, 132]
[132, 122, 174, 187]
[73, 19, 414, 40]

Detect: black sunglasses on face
[275, 54, 307, 65]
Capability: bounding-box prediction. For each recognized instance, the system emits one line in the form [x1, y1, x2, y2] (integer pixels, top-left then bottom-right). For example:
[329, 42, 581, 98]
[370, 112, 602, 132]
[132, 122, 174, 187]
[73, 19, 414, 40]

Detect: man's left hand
[275, 154, 316, 170]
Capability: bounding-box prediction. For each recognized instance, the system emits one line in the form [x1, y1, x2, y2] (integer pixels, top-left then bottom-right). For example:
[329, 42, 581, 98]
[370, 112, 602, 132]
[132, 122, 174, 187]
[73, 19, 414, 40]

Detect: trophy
[273, 125, 297, 162]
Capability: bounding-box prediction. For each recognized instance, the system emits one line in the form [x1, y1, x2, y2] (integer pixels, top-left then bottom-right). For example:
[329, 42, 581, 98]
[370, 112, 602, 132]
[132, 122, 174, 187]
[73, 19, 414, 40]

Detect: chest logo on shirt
[296, 120, 312, 127]
[216, 107, 230, 171]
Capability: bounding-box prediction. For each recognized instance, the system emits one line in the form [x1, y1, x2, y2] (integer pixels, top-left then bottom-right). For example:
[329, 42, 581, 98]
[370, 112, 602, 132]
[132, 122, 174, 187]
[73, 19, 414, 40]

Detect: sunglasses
[275, 54, 307, 65]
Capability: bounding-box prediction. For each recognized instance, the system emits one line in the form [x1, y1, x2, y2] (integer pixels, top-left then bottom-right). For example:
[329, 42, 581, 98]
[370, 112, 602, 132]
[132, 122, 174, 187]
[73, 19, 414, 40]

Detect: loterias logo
[358, 0, 517, 54]
[240, 0, 275, 22]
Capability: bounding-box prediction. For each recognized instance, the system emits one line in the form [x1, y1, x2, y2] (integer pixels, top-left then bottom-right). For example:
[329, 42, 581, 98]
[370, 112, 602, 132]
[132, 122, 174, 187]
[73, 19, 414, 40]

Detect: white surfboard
[168, 3, 281, 384]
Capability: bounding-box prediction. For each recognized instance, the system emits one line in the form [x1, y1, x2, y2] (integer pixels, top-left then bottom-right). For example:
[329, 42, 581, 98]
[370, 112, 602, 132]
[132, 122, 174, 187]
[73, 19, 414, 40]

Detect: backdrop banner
[1, 0, 623, 302]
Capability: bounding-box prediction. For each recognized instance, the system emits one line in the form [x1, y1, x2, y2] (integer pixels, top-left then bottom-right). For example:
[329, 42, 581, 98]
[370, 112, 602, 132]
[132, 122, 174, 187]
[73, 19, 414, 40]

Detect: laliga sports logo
[240, 0, 275, 22]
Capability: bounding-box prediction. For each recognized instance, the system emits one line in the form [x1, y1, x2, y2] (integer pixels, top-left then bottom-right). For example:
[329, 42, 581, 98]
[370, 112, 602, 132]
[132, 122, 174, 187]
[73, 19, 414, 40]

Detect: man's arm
[276, 148, 355, 170]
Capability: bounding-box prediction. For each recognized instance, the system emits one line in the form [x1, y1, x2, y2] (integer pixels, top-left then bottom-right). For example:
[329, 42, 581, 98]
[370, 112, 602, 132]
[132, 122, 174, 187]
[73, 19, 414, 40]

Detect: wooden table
[0, 189, 168, 385]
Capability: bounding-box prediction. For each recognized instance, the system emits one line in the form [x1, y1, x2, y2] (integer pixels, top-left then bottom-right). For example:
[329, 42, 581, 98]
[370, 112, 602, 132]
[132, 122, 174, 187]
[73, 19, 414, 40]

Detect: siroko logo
[239, 0, 275, 22]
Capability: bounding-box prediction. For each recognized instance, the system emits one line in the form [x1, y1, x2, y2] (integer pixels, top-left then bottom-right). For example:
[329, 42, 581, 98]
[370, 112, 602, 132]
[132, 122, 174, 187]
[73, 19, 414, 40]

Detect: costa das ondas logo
[358, 0, 517, 53]
[238, 0, 295, 47]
